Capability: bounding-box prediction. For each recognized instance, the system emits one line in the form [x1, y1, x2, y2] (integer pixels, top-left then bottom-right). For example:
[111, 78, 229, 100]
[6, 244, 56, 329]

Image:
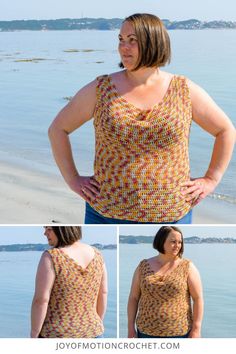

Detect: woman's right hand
[67, 175, 100, 202]
[128, 328, 137, 338]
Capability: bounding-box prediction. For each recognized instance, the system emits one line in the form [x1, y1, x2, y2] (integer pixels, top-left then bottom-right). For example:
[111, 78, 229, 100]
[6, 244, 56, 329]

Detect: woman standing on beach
[48, 13, 235, 224]
[31, 226, 107, 338]
[127, 226, 203, 338]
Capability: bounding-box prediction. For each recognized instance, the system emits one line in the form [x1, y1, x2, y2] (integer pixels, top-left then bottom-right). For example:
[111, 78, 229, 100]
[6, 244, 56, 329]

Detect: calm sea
[0, 249, 117, 338]
[119, 243, 236, 338]
[0, 30, 236, 203]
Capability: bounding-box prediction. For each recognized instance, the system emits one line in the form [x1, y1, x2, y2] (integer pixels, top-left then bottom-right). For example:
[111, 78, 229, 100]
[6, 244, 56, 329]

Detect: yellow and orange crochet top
[136, 258, 193, 337]
[89, 74, 192, 222]
[40, 247, 104, 338]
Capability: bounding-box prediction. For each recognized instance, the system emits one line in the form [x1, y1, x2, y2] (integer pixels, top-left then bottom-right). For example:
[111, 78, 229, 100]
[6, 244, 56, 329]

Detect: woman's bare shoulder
[37, 250, 54, 272]
[158, 70, 175, 81]
[161, 70, 174, 77]
[186, 260, 201, 276]
[41, 249, 53, 260]
[76, 78, 97, 95]
[109, 70, 126, 79]
[184, 77, 208, 97]
[138, 256, 155, 268]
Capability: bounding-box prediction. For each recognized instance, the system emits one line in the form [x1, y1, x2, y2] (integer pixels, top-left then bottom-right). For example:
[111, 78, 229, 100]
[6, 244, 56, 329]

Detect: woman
[31, 226, 108, 338]
[48, 13, 235, 224]
[127, 226, 203, 338]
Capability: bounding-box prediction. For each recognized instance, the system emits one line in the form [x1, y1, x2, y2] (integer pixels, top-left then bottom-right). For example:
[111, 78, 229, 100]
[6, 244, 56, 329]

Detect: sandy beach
[0, 159, 235, 224]
[0, 160, 84, 224]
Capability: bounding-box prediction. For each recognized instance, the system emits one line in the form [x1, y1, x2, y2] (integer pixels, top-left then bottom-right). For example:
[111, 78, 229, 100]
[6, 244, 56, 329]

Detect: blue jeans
[137, 329, 190, 338]
[39, 334, 104, 338]
[84, 202, 192, 224]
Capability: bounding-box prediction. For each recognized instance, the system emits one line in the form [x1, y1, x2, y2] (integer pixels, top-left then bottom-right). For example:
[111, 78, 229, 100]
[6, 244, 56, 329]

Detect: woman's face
[118, 21, 139, 70]
[44, 227, 58, 247]
[163, 230, 182, 257]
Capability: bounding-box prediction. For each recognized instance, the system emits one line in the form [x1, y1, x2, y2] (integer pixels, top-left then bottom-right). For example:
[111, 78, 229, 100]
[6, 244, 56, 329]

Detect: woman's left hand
[188, 328, 201, 338]
[181, 177, 217, 206]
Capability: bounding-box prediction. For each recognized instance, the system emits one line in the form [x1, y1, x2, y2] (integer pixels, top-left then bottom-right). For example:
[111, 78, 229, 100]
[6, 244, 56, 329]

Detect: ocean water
[119, 243, 236, 338]
[0, 249, 117, 338]
[0, 30, 236, 202]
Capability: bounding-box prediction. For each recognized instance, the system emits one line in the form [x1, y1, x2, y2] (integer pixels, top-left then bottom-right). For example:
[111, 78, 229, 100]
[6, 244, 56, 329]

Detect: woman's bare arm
[127, 266, 141, 338]
[182, 80, 235, 205]
[48, 79, 100, 201]
[30, 252, 55, 338]
[187, 262, 204, 338]
[96, 264, 108, 321]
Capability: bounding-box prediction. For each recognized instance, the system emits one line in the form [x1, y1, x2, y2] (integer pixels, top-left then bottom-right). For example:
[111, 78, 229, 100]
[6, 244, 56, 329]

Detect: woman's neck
[62, 240, 81, 249]
[157, 253, 179, 264]
[125, 67, 162, 86]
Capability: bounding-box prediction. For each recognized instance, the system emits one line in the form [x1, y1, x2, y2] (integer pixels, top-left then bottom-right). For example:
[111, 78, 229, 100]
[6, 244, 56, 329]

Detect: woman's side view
[31, 226, 108, 338]
[48, 13, 235, 224]
[127, 226, 203, 338]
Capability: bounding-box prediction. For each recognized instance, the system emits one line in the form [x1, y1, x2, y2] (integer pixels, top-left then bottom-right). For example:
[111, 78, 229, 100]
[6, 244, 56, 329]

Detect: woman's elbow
[218, 121, 236, 142]
[231, 125, 236, 143]
[48, 120, 68, 142]
[100, 288, 108, 297]
[192, 294, 204, 305]
[32, 295, 50, 306]
[48, 121, 58, 140]
[128, 294, 139, 304]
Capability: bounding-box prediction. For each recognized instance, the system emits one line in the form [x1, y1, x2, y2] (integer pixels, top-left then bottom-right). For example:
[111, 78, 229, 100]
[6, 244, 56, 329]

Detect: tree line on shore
[1, 18, 236, 31]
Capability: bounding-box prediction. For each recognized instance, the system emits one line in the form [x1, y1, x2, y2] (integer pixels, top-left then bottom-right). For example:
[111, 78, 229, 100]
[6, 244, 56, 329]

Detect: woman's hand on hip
[181, 177, 217, 206]
[68, 175, 100, 201]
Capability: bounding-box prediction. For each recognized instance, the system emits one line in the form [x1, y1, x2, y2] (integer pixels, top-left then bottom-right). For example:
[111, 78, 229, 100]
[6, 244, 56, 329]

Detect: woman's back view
[31, 227, 107, 338]
[40, 247, 104, 338]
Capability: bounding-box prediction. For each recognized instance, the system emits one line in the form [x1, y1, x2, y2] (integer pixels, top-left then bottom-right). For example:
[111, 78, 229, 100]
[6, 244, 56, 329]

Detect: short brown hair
[119, 13, 171, 71]
[51, 226, 82, 248]
[153, 226, 184, 257]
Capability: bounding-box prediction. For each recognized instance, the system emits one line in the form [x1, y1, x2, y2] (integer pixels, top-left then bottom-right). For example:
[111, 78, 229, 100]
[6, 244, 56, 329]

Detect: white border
[1, 338, 236, 354]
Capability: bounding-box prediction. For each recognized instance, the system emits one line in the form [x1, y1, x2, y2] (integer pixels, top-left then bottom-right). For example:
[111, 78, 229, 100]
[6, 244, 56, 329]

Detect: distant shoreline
[120, 236, 236, 244]
[0, 243, 117, 252]
[0, 18, 236, 31]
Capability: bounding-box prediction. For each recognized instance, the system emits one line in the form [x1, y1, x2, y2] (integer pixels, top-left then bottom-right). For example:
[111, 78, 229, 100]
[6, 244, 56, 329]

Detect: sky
[0, 226, 117, 245]
[1, 0, 236, 21]
[119, 225, 236, 239]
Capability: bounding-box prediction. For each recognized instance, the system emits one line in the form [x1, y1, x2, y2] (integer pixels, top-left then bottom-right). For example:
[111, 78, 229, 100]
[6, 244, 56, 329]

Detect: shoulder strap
[175, 75, 191, 101]
[46, 248, 61, 275]
[96, 74, 109, 94]
[181, 258, 191, 278]
[92, 247, 104, 266]
[138, 259, 148, 276]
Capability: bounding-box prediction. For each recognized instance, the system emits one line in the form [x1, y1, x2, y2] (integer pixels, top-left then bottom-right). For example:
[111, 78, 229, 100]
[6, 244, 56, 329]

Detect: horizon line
[1, 17, 236, 22]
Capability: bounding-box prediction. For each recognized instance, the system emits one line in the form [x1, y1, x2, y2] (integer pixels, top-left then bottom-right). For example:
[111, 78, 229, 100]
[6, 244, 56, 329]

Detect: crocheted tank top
[136, 258, 193, 337]
[89, 74, 192, 222]
[40, 247, 104, 338]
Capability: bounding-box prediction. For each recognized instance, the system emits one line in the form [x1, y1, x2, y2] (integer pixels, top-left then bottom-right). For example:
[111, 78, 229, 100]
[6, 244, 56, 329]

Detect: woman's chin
[173, 252, 180, 256]
[122, 62, 136, 71]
